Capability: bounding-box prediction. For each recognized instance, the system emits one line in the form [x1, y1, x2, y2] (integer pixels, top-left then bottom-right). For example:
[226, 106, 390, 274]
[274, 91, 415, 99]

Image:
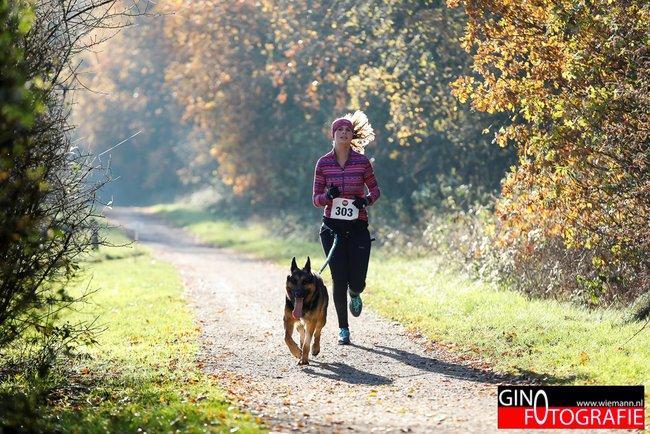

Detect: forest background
[74, 0, 648, 307]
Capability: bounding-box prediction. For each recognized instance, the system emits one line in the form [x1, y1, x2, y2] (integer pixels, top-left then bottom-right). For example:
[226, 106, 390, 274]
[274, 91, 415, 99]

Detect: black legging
[319, 217, 372, 329]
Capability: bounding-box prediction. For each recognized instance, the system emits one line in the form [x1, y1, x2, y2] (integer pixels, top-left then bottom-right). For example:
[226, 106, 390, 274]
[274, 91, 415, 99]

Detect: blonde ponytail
[344, 110, 375, 154]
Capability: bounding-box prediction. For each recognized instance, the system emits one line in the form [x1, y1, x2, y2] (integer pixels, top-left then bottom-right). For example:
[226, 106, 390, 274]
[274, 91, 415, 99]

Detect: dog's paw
[297, 359, 309, 366]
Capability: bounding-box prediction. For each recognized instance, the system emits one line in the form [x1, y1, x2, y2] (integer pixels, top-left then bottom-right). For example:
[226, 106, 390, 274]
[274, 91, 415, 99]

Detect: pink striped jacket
[312, 149, 380, 221]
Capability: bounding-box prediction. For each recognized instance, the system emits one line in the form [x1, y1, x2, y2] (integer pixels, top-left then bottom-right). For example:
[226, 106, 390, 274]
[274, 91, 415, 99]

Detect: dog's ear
[303, 256, 311, 272]
[291, 257, 299, 273]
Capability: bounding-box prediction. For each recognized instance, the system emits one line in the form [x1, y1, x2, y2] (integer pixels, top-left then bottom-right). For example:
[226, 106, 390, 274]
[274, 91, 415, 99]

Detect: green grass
[0, 229, 265, 433]
[368, 258, 648, 385]
[151, 204, 320, 262]
[151, 202, 650, 388]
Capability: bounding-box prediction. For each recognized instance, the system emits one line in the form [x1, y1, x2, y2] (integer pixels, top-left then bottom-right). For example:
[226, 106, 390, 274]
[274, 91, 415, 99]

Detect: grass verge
[150, 202, 649, 389]
[0, 229, 265, 433]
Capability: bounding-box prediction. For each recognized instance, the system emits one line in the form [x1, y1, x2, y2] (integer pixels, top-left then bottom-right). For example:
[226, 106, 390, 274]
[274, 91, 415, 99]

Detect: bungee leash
[316, 222, 376, 275]
[318, 232, 340, 275]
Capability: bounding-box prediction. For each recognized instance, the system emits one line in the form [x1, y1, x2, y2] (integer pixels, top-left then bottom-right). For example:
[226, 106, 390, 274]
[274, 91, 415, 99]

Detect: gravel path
[107, 208, 541, 433]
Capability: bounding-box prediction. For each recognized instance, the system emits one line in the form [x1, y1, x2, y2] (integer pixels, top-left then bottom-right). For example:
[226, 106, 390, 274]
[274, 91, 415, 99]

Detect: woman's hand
[352, 196, 368, 209]
[326, 184, 341, 200]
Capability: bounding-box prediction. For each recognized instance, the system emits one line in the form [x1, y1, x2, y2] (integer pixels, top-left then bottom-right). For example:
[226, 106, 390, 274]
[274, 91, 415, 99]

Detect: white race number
[331, 197, 359, 221]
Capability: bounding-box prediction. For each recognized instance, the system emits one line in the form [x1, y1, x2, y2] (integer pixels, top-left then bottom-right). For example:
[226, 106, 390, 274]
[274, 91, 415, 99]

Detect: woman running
[312, 111, 380, 345]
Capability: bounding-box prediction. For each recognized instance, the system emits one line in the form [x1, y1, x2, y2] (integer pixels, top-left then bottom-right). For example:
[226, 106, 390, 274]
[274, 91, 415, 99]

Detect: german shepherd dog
[284, 257, 328, 365]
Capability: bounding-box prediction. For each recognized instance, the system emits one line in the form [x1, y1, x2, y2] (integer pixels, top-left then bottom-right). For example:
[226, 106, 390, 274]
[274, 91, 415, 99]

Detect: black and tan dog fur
[284, 257, 328, 365]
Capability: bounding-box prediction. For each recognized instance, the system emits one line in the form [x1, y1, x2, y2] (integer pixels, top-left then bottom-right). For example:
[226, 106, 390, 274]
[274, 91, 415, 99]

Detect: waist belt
[318, 221, 376, 274]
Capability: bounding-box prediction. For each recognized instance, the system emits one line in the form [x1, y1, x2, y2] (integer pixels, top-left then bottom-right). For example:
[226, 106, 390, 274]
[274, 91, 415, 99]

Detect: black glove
[326, 184, 341, 200]
[352, 196, 368, 210]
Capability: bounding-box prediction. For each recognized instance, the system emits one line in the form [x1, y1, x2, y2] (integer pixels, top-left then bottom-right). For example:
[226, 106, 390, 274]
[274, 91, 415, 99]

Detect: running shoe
[338, 327, 350, 345]
[349, 294, 363, 317]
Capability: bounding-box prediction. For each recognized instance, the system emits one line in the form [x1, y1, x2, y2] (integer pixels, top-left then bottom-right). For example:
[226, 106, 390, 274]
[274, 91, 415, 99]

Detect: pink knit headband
[331, 118, 353, 138]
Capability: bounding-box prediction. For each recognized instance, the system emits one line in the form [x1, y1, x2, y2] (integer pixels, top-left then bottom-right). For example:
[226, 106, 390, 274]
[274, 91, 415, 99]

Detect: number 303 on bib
[331, 197, 359, 221]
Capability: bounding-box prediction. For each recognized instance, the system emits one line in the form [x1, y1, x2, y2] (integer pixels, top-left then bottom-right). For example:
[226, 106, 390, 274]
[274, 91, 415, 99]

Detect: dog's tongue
[292, 298, 304, 319]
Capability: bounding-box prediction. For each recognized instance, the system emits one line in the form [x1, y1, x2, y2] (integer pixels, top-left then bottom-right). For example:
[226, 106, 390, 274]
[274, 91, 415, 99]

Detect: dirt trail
[108, 207, 523, 433]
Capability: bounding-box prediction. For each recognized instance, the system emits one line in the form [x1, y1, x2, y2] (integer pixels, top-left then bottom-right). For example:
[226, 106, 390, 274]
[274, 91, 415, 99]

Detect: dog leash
[317, 222, 376, 275]
[318, 232, 340, 275]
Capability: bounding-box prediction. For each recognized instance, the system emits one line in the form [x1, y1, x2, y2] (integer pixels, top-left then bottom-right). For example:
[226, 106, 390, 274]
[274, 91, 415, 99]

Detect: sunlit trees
[342, 0, 513, 212]
[161, 0, 357, 206]
[159, 0, 513, 211]
[73, 14, 192, 204]
[449, 0, 649, 301]
[1, 0, 136, 370]
[70, 0, 648, 302]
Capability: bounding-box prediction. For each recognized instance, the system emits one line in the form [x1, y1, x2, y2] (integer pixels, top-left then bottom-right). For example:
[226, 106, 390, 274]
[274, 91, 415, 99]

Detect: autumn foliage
[78, 0, 512, 208]
[73, 14, 192, 204]
[449, 0, 649, 301]
[73, 0, 647, 304]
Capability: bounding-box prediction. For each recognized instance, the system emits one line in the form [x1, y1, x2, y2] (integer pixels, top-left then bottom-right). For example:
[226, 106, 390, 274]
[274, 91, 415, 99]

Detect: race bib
[331, 197, 359, 221]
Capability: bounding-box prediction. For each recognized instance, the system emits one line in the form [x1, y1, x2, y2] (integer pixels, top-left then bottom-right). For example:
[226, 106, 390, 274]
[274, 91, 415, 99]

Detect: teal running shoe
[338, 327, 350, 345]
[349, 294, 363, 317]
